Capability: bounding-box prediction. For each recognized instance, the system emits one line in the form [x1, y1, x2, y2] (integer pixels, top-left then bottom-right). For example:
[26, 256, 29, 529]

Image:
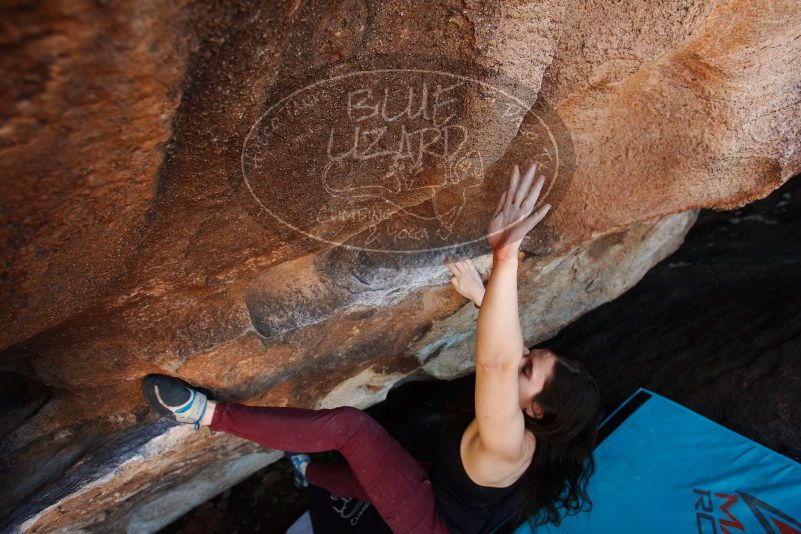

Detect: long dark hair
[513, 346, 601, 529]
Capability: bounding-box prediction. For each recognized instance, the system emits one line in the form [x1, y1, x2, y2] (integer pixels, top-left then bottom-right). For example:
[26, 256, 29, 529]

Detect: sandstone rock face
[1, 0, 799, 532]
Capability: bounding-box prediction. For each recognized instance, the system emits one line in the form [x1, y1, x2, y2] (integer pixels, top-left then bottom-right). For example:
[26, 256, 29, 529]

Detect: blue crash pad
[514, 388, 801, 534]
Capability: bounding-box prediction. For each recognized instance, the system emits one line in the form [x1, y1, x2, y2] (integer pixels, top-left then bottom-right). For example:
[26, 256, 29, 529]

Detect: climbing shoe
[142, 374, 213, 430]
[285, 451, 311, 489]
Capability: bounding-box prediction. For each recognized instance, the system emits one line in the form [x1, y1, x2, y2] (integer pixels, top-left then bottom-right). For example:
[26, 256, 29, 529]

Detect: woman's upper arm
[473, 359, 527, 462]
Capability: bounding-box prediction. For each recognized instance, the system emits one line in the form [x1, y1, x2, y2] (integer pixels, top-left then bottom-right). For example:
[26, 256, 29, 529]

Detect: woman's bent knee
[329, 406, 378, 437]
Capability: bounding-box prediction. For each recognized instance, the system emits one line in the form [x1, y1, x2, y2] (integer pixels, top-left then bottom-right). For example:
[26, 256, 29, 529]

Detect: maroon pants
[210, 402, 450, 534]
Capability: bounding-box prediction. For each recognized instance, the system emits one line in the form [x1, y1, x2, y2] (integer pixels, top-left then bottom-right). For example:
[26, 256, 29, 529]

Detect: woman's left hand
[487, 162, 551, 262]
[445, 256, 485, 307]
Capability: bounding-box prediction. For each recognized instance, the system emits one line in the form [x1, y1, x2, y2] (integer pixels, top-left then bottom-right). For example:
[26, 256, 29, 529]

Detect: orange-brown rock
[1, 0, 799, 531]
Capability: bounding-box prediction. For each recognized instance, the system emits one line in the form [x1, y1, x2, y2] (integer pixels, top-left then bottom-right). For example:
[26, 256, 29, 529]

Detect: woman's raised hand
[487, 162, 551, 262]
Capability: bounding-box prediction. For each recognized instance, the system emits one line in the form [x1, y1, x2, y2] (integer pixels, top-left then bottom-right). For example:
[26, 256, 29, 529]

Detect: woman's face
[518, 348, 558, 418]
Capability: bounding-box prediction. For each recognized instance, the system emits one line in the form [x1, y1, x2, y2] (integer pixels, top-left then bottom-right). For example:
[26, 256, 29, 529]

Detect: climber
[142, 162, 601, 533]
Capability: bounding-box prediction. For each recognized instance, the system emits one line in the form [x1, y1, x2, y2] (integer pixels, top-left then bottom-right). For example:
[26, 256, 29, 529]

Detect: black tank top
[429, 412, 529, 534]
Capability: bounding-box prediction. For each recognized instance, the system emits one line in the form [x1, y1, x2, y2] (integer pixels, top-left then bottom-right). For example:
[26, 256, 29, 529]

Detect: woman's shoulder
[459, 417, 535, 488]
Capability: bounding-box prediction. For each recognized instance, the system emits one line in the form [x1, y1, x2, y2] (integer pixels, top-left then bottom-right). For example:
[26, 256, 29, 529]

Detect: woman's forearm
[475, 252, 525, 369]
